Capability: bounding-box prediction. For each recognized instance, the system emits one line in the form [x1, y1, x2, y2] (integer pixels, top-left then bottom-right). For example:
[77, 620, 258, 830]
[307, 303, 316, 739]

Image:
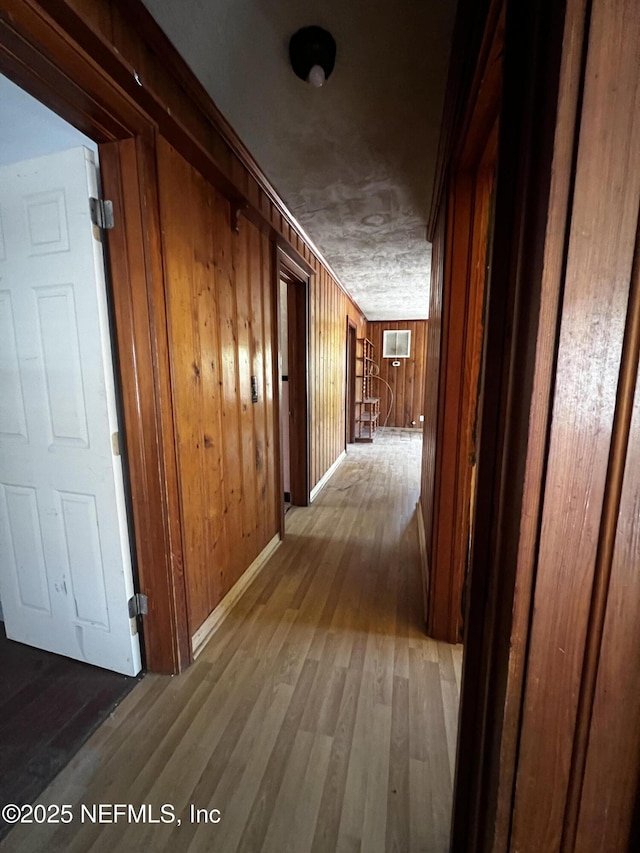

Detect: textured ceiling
[142, 0, 456, 320]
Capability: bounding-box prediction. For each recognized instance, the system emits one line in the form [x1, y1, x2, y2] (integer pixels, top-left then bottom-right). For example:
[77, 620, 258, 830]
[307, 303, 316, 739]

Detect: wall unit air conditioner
[382, 329, 411, 358]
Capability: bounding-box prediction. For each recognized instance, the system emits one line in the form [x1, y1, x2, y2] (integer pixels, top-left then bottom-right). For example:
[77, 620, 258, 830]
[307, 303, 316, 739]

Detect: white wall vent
[382, 329, 411, 358]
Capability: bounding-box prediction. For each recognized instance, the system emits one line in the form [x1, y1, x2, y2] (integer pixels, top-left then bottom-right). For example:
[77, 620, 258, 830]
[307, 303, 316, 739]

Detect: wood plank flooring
[1, 428, 463, 853]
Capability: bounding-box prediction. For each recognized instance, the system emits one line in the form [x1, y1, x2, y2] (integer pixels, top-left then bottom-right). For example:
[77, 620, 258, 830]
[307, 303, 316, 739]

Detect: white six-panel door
[0, 146, 141, 676]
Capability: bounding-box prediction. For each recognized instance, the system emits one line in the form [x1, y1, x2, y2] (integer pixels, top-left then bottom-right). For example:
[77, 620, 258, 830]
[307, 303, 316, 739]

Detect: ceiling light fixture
[289, 26, 336, 88]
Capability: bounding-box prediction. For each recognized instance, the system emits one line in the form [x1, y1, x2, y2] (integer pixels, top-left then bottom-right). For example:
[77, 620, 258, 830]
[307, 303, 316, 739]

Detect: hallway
[1, 429, 462, 853]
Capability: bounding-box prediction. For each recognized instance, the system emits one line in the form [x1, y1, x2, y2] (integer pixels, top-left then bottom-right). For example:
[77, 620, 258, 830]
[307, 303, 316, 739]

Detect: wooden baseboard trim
[191, 533, 282, 658]
[310, 450, 347, 502]
[416, 499, 429, 625]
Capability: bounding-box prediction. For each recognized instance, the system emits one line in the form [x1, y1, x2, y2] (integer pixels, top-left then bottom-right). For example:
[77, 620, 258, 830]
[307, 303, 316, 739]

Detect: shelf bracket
[231, 200, 249, 234]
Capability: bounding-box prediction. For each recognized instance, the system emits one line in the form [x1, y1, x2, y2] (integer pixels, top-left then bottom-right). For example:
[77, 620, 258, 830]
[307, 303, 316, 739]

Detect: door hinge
[90, 197, 115, 230]
[111, 431, 120, 456]
[128, 593, 148, 618]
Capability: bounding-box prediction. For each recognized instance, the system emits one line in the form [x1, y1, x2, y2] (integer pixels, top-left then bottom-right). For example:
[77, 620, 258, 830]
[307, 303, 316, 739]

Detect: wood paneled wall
[157, 138, 278, 636]
[156, 144, 364, 637]
[0, 0, 365, 666]
[366, 321, 428, 428]
[310, 268, 365, 488]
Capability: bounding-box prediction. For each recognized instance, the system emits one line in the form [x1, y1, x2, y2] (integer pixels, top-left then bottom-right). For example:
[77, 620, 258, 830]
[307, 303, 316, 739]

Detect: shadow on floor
[0, 625, 141, 840]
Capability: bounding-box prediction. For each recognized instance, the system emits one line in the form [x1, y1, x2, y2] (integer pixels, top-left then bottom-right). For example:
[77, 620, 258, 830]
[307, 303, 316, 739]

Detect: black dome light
[289, 26, 337, 88]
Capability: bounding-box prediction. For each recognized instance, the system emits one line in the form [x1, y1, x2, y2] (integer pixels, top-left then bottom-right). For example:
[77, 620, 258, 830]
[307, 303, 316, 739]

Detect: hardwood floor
[1, 428, 462, 853]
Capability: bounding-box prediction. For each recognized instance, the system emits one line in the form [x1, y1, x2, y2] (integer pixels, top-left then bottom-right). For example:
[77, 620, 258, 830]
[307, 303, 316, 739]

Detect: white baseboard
[310, 450, 347, 502]
[191, 532, 281, 659]
[416, 499, 429, 624]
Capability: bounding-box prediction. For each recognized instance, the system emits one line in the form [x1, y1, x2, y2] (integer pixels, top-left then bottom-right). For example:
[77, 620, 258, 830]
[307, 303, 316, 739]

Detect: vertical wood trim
[416, 497, 429, 622]
[136, 133, 191, 670]
[425, 2, 504, 647]
[428, 171, 486, 643]
[261, 231, 277, 539]
[271, 240, 285, 538]
[280, 254, 310, 506]
[452, 137, 496, 607]
[347, 319, 357, 445]
[100, 136, 189, 674]
[431, 180, 470, 643]
[236, 217, 257, 567]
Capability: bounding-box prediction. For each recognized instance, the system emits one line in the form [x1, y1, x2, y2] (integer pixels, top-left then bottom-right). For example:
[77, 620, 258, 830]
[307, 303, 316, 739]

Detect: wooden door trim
[485, 0, 587, 842]
[451, 0, 571, 848]
[427, 3, 503, 644]
[0, 7, 189, 674]
[100, 138, 189, 674]
[427, 0, 498, 241]
[346, 320, 357, 446]
[276, 240, 316, 280]
[278, 250, 310, 508]
[272, 242, 286, 539]
[0, 3, 150, 142]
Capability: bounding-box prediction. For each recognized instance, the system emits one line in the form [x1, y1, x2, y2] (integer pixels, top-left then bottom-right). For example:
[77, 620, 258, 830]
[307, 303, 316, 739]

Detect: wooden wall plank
[419, 9, 501, 646]
[320, 273, 325, 478]
[214, 192, 247, 596]
[261, 232, 278, 537]
[484, 2, 588, 844]
[511, 0, 640, 846]
[307, 270, 365, 489]
[235, 216, 256, 567]
[249, 229, 267, 548]
[573, 224, 640, 853]
[159, 147, 207, 630]
[322, 272, 327, 479]
[448, 0, 583, 845]
[99, 138, 189, 673]
[193, 170, 226, 620]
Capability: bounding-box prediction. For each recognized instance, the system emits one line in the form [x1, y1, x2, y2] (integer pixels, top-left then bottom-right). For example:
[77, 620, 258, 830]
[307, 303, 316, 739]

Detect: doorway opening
[278, 252, 310, 515]
[346, 320, 357, 445]
[0, 73, 142, 830]
[0, 72, 142, 674]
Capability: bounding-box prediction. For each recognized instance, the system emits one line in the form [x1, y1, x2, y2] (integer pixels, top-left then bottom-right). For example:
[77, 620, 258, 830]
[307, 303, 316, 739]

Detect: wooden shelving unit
[355, 338, 380, 442]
